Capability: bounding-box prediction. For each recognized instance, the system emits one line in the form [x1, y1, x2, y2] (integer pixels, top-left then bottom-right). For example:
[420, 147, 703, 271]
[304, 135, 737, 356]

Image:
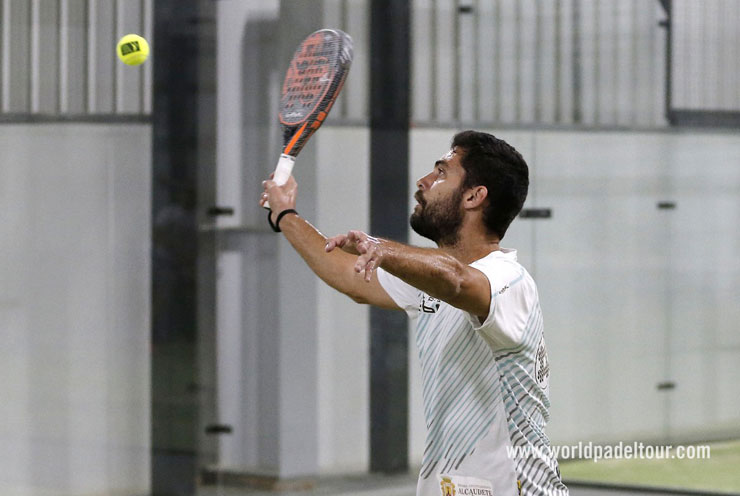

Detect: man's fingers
[263, 173, 298, 191]
[364, 258, 377, 282]
[346, 230, 364, 245]
[351, 234, 370, 255]
[353, 252, 368, 273]
[354, 254, 378, 282]
[325, 235, 347, 252]
[353, 251, 377, 280]
[344, 230, 381, 280]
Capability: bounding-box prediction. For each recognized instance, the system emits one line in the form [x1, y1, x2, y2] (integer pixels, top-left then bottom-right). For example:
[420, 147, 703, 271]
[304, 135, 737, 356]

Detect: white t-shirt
[377, 248, 568, 496]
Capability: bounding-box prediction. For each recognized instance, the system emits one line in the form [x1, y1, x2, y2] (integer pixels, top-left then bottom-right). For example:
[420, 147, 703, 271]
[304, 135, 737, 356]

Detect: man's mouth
[414, 191, 425, 207]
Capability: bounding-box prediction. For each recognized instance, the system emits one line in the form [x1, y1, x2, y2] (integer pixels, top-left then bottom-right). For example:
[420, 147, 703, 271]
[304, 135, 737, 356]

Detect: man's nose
[416, 171, 435, 190]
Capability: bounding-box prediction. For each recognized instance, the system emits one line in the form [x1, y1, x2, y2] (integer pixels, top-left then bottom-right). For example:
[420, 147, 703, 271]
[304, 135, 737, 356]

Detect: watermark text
[506, 441, 711, 463]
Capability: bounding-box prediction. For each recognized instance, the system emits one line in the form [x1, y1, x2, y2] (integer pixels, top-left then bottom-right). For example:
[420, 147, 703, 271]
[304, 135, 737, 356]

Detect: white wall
[316, 128, 371, 474]
[0, 124, 151, 495]
[214, 0, 281, 473]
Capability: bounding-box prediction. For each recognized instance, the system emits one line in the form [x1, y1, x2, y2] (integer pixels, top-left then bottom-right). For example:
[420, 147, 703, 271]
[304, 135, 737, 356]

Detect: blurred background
[1, 0, 739, 495]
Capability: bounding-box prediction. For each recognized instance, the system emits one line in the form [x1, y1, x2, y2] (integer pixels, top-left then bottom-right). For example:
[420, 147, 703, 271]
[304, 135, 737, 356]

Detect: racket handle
[263, 154, 295, 210]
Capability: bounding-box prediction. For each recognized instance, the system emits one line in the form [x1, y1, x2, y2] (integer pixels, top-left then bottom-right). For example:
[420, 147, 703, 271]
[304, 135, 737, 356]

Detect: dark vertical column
[658, 0, 674, 124]
[571, 0, 582, 124]
[369, 0, 411, 473]
[151, 0, 214, 493]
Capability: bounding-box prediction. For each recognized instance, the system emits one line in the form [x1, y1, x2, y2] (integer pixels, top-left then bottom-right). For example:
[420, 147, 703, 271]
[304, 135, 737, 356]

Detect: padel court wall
[0, 123, 151, 494]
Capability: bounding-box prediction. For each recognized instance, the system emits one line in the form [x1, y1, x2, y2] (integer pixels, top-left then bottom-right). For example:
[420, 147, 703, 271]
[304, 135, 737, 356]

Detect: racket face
[279, 29, 353, 156]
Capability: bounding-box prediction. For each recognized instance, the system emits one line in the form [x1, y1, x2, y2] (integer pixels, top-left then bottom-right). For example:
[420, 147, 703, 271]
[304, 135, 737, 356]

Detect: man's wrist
[267, 208, 298, 232]
[376, 237, 396, 269]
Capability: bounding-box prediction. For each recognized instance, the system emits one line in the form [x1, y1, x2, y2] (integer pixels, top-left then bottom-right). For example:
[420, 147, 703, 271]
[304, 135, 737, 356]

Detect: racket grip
[263, 154, 295, 209]
[273, 154, 295, 185]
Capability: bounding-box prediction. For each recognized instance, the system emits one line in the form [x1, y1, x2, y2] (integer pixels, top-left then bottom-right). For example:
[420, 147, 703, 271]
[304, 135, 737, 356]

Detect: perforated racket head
[279, 29, 353, 157]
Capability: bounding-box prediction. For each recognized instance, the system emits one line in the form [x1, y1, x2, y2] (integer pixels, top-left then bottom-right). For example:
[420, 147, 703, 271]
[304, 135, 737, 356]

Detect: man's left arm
[325, 231, 491, 319]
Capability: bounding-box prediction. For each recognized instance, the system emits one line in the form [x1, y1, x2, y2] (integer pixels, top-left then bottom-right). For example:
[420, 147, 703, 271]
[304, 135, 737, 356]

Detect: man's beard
[410, 187, 465, 246]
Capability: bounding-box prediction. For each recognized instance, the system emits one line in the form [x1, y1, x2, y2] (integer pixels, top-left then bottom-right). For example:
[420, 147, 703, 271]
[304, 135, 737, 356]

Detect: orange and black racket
[264, 29, 353, 209]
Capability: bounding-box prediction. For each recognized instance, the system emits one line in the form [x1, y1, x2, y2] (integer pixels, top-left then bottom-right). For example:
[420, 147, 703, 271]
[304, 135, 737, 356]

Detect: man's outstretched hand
[325, 230, 387, 282]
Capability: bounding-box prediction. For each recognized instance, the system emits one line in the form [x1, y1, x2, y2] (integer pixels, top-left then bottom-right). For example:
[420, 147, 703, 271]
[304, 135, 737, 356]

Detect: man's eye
[437, 168, 445, 175]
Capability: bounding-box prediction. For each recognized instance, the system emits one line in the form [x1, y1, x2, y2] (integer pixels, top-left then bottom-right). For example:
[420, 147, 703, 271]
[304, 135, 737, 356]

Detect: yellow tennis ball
[117, 34, 150, 66]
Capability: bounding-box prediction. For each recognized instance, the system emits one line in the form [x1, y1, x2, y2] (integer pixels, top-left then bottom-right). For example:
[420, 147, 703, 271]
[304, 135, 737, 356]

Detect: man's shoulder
[472, 247, 518, 263]
[471, 249, 538, 300]
[471, 248, 529, 277]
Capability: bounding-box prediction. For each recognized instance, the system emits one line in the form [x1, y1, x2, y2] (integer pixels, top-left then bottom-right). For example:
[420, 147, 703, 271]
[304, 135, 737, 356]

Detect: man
[260, 130, 568, 496]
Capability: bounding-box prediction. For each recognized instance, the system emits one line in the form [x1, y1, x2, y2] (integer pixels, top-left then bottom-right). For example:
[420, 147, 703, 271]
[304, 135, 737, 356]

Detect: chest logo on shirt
[420, 294, 441, 313]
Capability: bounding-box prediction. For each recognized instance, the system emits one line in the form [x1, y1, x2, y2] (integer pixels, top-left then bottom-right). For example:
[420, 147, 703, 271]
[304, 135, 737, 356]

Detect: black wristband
[267, 208, 298, 233]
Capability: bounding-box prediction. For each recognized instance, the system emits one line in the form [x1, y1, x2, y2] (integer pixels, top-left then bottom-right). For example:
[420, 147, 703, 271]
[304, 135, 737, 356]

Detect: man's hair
[452, 130, 529, 239]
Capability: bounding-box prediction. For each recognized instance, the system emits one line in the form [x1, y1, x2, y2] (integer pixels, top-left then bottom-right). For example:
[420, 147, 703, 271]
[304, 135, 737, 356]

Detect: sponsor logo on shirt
[420, 294, 441, 313]
[438, 475, 494, 496]
[535, 335, 550, 386]
[440, 476, 456, 496]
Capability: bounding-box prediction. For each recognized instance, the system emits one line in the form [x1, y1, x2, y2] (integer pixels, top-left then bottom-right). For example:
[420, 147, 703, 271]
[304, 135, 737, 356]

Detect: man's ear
[464, 186, 488, 209]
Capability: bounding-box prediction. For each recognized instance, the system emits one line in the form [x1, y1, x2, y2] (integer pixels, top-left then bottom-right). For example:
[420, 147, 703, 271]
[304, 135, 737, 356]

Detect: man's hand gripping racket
[263, 29, 353, 210]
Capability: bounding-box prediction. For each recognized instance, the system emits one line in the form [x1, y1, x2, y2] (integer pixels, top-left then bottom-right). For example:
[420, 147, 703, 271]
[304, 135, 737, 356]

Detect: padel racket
[264, 28, 353, 209]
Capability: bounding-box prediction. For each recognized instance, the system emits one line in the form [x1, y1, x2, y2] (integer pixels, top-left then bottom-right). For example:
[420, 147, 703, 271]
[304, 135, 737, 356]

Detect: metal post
[658, 0, 674, 124]
[369, 0, 410, 474]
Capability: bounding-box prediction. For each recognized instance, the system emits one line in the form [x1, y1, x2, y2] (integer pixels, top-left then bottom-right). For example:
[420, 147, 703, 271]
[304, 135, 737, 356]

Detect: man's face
[410, 147, 466, 246]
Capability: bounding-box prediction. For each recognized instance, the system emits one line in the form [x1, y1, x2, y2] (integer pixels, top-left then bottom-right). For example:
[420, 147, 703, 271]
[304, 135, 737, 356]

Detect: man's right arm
[261, 176, 399, 310]
[278, 212, 399, 309]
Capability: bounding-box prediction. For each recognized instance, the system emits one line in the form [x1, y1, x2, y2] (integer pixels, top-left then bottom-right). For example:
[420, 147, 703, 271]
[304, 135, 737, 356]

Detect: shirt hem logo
[438, 475, 494, 496]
